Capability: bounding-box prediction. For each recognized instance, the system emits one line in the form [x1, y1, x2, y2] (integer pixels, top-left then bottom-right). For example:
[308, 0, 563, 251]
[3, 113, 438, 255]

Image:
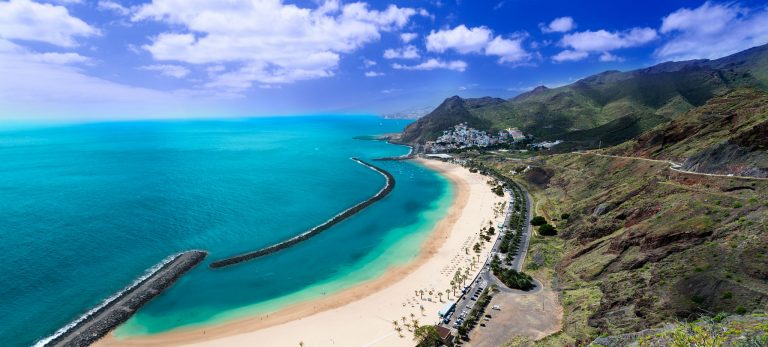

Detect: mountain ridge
[402, 43, 768, 148]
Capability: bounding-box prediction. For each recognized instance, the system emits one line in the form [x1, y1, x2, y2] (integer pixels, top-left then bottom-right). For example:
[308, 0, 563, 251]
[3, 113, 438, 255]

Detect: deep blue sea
[0, 116, 452, 346]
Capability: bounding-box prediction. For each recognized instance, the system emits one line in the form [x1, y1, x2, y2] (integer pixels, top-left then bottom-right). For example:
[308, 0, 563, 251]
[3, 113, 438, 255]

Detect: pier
[38, 251, 207, 347]
[210, 158, 395, 268]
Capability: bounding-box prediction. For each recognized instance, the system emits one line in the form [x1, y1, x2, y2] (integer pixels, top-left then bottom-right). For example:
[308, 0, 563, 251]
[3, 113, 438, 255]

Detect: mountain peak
[512, 85, 550, 101]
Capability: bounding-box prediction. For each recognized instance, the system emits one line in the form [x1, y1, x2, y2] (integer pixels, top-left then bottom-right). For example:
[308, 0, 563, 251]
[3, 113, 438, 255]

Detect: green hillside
[459, 91, 768, 346]
[402, 43, 768, 148]
[607, 88, 768, 177]
[472, 151, 768, 346]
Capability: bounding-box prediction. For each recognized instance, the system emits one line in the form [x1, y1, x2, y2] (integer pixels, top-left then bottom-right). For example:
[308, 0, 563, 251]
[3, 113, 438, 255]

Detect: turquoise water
[0, 116, 452, 346]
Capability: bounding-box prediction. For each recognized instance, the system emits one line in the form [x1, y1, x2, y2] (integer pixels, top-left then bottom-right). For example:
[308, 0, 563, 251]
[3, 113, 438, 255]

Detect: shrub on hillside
[530, 216, 547, 226]
[539, 223, 558, 236]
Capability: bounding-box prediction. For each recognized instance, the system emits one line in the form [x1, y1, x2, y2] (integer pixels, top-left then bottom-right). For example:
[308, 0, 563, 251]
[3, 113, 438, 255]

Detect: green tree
[539, 223, 558, 236]
[530, 216, 547, 226]
[413, 325, 442, 347]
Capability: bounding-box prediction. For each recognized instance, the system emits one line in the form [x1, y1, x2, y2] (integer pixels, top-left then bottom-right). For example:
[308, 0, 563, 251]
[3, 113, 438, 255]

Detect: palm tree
[437, 292, 443, 302]
[395, 326, 403, 337]
[418, 289, 424, 299]
[419, 305, 425, 315]
[299, 342, 304, 347]
[401, 316, 407, 324]
[392, 320, 398, 327]
[446, 288, 451, 299]
[412, 318, 420, 329]
[450, 280, 456, 296]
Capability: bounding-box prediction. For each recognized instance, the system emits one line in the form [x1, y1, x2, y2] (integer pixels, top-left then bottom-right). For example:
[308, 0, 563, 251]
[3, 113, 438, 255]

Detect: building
[436, 326, 455, 346]
[425, 123, 526, 153]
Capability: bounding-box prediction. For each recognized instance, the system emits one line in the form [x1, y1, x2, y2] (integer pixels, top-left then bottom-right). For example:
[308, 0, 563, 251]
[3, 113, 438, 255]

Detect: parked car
[492, 305, 501, 310]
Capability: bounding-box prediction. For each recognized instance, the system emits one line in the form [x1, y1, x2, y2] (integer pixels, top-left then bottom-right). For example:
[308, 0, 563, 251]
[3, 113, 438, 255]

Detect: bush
[735, 306, 747, 314]
[530, 216, 547, 226]
[492, 268, 535, 291]
[538, 223, 558, 236]
[560, 213, 571, 220]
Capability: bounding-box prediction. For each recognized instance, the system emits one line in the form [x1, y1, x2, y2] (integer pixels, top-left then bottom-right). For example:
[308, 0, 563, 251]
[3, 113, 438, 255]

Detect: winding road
[575, 151, 768, 181]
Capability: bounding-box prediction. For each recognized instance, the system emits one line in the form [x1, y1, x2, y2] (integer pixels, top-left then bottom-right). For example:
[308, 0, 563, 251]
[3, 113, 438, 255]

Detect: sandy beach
[97, 158, 505, 347]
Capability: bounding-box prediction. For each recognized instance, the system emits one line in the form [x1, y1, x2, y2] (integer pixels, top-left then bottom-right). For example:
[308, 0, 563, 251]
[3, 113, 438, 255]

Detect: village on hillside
[424, 123, 561, 153]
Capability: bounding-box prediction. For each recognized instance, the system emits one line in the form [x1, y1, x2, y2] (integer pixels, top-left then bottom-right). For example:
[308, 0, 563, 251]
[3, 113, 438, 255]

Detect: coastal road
[440, 181, 534, 332]
[511, 188, 533, 272]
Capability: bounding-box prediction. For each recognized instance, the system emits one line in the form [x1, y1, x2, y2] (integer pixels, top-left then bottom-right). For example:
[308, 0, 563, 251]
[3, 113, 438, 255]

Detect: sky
[1, 0, 768, 121]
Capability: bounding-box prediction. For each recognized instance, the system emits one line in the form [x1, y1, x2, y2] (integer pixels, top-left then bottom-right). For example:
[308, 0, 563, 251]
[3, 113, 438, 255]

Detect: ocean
[0, 116, 453, 346]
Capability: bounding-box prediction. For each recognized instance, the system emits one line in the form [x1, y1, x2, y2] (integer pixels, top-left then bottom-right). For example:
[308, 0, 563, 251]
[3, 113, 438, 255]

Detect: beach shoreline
[97, 158, 504, 347]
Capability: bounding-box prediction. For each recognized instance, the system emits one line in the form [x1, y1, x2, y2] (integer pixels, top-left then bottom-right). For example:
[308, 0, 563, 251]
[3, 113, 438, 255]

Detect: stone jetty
[40, 250, 207, 347]
[209, 157, 395, 268]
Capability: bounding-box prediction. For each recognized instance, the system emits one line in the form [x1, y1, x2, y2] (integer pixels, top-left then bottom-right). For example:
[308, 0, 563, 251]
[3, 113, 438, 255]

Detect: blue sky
[1, 0, 767, 121]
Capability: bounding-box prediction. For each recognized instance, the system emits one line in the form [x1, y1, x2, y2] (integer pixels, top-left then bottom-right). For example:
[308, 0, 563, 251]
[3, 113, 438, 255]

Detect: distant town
[425, 123, 562, 153]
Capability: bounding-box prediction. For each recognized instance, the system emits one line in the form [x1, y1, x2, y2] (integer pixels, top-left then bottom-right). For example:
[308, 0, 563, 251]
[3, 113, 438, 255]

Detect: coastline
[97, 158, 504, 347]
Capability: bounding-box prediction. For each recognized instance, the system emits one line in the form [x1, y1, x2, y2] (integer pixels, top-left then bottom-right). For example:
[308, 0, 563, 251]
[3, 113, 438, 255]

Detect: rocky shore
[40, 251, 207, 347]
[209, 157, 395, 268]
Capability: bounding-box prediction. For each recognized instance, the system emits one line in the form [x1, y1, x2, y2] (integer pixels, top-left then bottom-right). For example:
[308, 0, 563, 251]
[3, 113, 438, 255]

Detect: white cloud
[598, 52, 622, 62]
[44, 0, 83, 4]
[362, 58, 377, 68]
[364, 71, 384, 77]
[392, 58, 467, 72]
[426, 24, 532, 65]
[400, 32, 418, 43]
[133, 0, 426, 91]
[0, 38, 197, 119]
[541, 16, 575, 33]
[553, 26, 656, 62]
[140, 64, 191, 78]
[656, 2, 768, 61]
[551, 49, 588, 62]
[0, 0, 98, 47]
[383, 45, 420, 59]
[426, 25, 492, 54]
[561, 27, 657, 52]
[660, 1, 736, 35]
[97, 0, 130, 15]
[28, 51, 91, 64]
[486, 36, 530, 63]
